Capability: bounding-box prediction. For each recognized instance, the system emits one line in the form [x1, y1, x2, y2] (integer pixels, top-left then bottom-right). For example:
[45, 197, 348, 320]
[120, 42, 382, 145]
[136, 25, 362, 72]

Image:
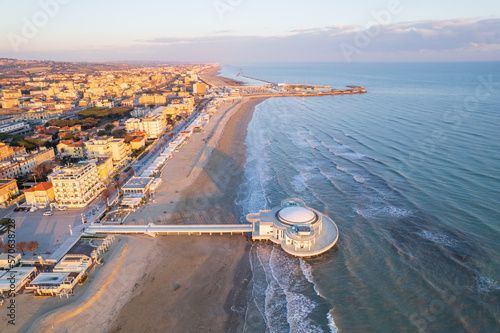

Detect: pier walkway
[85, 223, 253, 237]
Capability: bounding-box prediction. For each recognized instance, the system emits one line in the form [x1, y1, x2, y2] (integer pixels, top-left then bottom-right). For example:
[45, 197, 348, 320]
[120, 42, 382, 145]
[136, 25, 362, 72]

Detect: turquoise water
[226, 63, 500, 332]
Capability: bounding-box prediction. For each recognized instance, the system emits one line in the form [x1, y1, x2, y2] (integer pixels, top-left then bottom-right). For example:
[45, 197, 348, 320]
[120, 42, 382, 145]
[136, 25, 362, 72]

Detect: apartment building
[193, 83, 207, 95]
[48, 162, 104, 208]
[85, 136, 129, 166]
[0, 121, 30, 134]
[125, 115, 166, 139]
[139, 94, 166, 105]
[0, 142, 26, 161]
[0, 147, 55, 178]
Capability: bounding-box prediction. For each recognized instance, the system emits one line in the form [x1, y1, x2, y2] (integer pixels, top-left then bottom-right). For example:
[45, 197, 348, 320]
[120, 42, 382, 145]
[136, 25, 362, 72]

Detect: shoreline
[107, 97, 266, 332]
[199, 64, 245, 87]
[19, 67, 267, 332]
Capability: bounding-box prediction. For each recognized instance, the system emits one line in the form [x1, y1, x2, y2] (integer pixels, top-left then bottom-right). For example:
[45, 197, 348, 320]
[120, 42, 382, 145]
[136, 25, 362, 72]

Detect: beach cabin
[0, 253, 21, 269]
[27, 272, 81, 296]
[0, 267, 37, 295]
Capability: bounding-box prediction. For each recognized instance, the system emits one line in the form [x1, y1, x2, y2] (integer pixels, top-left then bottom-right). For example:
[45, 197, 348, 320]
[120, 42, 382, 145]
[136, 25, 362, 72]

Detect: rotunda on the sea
[247, 198, 339, 256]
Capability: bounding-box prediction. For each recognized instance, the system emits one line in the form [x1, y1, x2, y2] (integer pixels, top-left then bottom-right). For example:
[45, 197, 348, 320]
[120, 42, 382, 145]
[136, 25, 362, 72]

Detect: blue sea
[221, 62, 500, 332]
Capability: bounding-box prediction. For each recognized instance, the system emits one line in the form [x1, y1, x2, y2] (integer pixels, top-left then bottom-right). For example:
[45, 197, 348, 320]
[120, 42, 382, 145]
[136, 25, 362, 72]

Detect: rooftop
[150, 106, 167, 116]
[277, 206, 317, 225]
[122, 176, 154, 190]
[24, 182, 53, 192]
[0, 179, 16, 185]
[30, 272, 69, 285]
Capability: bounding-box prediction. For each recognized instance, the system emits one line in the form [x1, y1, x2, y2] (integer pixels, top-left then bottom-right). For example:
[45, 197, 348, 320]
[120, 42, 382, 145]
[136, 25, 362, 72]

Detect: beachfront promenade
[85, 223, 253, 236]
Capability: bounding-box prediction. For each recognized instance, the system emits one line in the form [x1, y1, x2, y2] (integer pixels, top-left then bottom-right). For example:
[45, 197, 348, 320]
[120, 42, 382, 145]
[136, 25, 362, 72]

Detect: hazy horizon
[1, 0, 499, 63]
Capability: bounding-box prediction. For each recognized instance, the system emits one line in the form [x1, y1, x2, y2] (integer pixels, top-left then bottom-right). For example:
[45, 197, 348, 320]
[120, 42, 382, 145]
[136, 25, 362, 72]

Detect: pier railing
[85, 223, 253, 236]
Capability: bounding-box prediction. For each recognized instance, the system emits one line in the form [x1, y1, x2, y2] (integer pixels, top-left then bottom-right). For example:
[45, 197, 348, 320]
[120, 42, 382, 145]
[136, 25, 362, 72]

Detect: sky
[0, 0, 499, 62]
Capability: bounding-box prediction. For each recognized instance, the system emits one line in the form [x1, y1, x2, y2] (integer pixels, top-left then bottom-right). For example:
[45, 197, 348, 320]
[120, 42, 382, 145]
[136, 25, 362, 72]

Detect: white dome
[278, 206, 316, 224]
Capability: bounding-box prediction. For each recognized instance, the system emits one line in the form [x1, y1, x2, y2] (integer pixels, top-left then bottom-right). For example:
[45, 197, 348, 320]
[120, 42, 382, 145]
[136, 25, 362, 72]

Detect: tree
[111, 129, 127, 138]
[105, 123, 115, 132]
[16, 241, 27, 255]
[63, 132, 73, 140]
[32, 163, 52, 182]
[98, 130, 107, 136]
[101, 189, 111, 200]
[27, 240, 39, 255]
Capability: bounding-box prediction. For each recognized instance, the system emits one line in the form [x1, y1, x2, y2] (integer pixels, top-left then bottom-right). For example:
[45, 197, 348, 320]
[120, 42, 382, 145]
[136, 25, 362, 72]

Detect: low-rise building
[129, 136, 146, 150]
[65, 140, 87, 158]
[53, 254, 92, 274]
[0, 159, 36, 179]
[120, 176, 153, 208]
[48, 161, 104, 208]
[121, 177, 154, 198]
[0, 179, 19, 205]
[0, 147, 55, 178]
[0, 253, 21, 269]
[0, 267, 37, 295]
[0, 121, 30, 134]
[139, 94, 166, 105]
[0, 143, 10, 161]
[27, 272, 81, 296]
[24, 182, 55, 205]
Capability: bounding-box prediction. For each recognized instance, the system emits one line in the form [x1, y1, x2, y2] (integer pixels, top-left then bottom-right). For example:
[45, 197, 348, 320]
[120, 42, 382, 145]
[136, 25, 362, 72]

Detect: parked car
[30, 207, 38, 212]
[43, 211, 53, 216]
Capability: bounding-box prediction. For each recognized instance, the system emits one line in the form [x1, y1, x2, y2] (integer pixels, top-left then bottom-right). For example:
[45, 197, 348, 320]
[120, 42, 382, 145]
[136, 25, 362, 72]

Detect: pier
[242, 88, 367, 98]
[85, 223, 253, 237]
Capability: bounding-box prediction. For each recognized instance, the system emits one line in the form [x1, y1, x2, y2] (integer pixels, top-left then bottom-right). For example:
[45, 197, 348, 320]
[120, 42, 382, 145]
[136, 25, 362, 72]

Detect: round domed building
[247, 198, 339, 256]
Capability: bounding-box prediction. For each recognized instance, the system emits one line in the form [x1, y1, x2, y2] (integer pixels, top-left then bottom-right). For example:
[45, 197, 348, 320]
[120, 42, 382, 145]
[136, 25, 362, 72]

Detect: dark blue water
[225, 62, 500, 332]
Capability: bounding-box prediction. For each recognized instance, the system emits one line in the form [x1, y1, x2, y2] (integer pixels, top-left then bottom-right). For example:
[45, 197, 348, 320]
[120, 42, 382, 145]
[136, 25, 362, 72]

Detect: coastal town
[0, 58, 358, 331]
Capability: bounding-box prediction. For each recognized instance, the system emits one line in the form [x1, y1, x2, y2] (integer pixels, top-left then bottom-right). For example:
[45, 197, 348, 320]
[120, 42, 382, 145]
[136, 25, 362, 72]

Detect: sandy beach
[199, 65, 244, 87]
[18, 76, 267, 331]
[107, 96, 266, 333]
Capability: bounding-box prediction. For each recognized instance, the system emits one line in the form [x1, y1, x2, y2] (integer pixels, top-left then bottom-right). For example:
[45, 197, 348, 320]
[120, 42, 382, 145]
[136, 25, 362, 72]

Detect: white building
[0, 266, 37, 294]
[85, 136, 130, 166]
[248, 198, 339, 257]
[0, 147, 55, 179]
[0, 121, 30, 134]
[125, 114, 166, 139]
[53, 254, 92, 273]
[48, 161, 104, 208]
[27, 272, 81, 296]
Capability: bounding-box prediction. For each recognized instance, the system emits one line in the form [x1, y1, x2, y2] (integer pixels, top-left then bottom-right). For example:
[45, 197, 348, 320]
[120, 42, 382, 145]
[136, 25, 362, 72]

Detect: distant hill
[0, 58, 143, 77]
